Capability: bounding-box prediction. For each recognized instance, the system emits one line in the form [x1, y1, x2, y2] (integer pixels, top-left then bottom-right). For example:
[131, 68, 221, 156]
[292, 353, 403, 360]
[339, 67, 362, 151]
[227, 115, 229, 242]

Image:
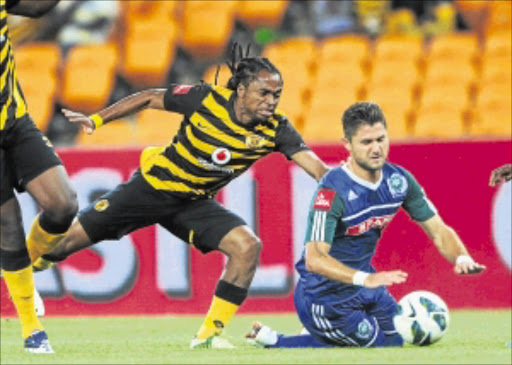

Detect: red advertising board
[1, 140, 511, 316]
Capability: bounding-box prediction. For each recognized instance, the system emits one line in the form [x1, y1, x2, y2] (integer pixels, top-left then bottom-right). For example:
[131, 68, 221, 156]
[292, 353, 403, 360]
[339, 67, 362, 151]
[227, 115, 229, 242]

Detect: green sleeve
[304, 188, 344, 244]
[402, 170, 437, 222]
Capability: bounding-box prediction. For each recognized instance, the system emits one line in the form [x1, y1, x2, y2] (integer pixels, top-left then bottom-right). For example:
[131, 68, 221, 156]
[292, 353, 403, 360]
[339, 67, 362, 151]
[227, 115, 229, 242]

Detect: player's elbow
[305, 245, 323, 274]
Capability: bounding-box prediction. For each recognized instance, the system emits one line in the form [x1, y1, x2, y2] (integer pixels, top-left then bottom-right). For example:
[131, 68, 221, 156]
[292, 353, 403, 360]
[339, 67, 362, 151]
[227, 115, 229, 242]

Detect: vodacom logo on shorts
[212, 148, 231, 165]
[492, 182, 511, 270]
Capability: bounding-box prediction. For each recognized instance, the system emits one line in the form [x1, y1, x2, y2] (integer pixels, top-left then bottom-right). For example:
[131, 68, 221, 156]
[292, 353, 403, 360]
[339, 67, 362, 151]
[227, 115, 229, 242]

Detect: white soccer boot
[190, 334, 235, 349]
[245, 321, 278, 347]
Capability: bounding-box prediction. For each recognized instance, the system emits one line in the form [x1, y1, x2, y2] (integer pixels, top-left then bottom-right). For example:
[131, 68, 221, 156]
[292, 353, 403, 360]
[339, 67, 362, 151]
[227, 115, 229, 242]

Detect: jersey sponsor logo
[173, 85, 193, 95]
[313, 189, 336, 211]
[197, 158, 234, 174]
[387, 173, 408, 198]
[346, 214, 394, 236]
[211, 147, 231, 165]
[94, 199, 109, 212]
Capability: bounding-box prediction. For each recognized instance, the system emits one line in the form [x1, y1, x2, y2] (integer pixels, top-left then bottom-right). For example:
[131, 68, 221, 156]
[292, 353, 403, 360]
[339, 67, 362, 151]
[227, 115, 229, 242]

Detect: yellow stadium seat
[181, 5, 234, 59]
[487, 0, 512, 34]
[373, 34, 424, 64]
[135, 109, 184, 146]
[76, 120, 135, 147]
[413, 109, 467, 138]
[423, 58, 476, 85]
[236, 0, 289, 28]
[122, 20, 177, 88]
[427, 32, 479, 61]
[420, 85, 470, 111]
[61, 44, 118, 114]
[471, 104, 512, 136]
[315, 62, 366, 90]
[380, 104, 410, 139]
[122, 0, 180, 25]
[318, 34, 370, 65]
[480, 57, 512, 85]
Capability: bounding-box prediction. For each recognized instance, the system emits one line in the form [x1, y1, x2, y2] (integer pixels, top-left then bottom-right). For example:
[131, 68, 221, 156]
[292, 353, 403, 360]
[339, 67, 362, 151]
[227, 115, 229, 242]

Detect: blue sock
[267, 334, 333, 348]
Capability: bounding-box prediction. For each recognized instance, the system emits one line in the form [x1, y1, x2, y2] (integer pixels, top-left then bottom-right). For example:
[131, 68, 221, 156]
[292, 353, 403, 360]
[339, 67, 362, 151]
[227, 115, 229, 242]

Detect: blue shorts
[294, 281, 399, 347]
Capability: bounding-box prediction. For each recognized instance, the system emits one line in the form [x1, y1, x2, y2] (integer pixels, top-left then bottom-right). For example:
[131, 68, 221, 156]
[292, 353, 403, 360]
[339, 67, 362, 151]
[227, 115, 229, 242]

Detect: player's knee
[41, 191, 78, 226]
[234, 235, 262, 264]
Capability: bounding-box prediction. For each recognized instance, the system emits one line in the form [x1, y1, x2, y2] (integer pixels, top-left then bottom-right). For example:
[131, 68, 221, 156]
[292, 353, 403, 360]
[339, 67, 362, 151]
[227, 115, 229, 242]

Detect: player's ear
[237, 83, 246, 98]
[341, 137, 351, 152]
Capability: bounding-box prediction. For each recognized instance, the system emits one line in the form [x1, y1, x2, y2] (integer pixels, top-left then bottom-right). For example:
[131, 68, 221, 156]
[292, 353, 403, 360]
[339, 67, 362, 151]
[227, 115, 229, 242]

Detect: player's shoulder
[271, 109, 290, 125]
[383, 162, 412, 179]
[318, 166, 349, 193]
[209, 84, 234, 101]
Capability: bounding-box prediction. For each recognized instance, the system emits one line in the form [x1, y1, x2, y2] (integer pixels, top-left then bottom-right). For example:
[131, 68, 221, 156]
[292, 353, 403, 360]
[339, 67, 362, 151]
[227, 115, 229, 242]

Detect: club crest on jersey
[313, 189, 336, 211]
[355, 319, 373, 340]
[246, 134, 264, 148]
[173, 85, 192, 95]
[387, 173, 408, 198]
[212, 148, 231, 165]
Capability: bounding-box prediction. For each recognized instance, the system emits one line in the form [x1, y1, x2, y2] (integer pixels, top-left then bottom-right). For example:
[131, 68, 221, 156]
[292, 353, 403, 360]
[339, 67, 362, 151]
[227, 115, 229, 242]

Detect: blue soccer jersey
[295, 163, 437, 302]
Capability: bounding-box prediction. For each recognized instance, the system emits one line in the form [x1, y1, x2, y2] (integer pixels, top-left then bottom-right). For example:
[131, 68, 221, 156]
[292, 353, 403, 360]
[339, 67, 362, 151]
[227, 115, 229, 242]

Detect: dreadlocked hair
[215, 42, 281, 91]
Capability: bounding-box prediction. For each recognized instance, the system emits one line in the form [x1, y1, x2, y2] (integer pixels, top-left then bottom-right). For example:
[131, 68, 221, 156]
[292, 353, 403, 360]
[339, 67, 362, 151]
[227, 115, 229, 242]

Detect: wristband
[456, 255, 474, 265]
[352, 271, 370, 286]
[89, 114, 104, 129]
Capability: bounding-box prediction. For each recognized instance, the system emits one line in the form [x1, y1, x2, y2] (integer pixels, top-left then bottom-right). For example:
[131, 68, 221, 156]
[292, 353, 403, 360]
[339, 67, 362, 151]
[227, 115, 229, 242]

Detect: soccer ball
[393, 290, 449, 346]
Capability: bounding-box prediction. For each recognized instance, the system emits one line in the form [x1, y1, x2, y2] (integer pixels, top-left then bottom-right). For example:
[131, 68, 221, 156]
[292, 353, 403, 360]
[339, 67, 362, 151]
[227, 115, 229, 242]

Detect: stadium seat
[369, 60, 420, 89]
[318, 34, 370, 66]
[413, 109, 467, 138]
[471, 104, 512, 136]
[486, 0, 512, 34]
[13, 42, 61, 75]
[236, 0, 289, 28]
[419, 85, 470, 112]
[423, 58, 476, 86]
[122, 20, 177, 88]
[427, 32, 479, 62]
[16, 73, 57, 132]
[373, 34, 424, 64]
[480, 56, 512, 86]
[61, 44, 118, 114]
[75, 120, 135, 147]
[484, 30, 512, 58]
[122, 0, 180, 25]
[181, 2, 235, 59]
[134, 109, 184, 146]
[315, 61, 366, 90]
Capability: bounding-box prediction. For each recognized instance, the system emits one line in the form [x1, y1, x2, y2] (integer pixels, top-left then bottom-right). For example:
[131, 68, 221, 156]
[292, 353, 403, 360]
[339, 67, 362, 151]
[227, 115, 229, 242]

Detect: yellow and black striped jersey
[140, 83, 309, 199]
[0, 0, 27, 132]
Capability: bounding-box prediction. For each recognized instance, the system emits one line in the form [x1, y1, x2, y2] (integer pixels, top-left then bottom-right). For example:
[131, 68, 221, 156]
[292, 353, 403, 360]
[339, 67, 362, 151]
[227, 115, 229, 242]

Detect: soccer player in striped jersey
[0, 0, 78, 354]
[35, 46, 330, 348]
[246, 102, 486, 348]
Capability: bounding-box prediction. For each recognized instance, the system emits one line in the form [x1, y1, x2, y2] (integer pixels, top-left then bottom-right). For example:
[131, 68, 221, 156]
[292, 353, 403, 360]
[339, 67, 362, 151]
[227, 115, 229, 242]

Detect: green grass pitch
[1, 310, 510, 364]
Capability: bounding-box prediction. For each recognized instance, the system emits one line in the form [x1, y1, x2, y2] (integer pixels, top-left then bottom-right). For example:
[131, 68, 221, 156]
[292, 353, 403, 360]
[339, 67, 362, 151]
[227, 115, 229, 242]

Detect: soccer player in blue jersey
[247, 102, 486, 348]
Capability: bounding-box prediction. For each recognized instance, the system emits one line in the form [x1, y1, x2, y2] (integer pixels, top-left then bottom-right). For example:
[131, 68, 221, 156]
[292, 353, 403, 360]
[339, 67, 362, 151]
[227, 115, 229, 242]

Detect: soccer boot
[32, 257, 55, 272]
[24, 330, 54, 354]
[245, 321, 278, 347]
[189, 334, 235, 349]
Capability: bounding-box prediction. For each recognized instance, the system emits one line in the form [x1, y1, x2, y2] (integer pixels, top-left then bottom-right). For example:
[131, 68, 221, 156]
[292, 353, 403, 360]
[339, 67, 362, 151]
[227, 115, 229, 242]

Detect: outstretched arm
[291, 150, 330, 182]
[305, 241, 408, 288]
[7, 0, 59, 17]
[62, 89, 166, 134]
[419, 215, 486, 275]
[489, 164, 512, 187]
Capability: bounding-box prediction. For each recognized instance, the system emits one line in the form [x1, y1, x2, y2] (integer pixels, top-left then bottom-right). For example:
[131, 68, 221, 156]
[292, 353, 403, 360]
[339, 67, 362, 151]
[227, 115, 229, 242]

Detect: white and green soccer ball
[393, 290, 449, 346]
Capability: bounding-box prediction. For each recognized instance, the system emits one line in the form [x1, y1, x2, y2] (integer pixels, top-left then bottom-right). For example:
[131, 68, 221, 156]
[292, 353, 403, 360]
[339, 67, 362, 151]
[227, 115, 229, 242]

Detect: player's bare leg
[0, 198, 53, 354]
[191, 225, 262, 349]
[25, 166, 77, 263]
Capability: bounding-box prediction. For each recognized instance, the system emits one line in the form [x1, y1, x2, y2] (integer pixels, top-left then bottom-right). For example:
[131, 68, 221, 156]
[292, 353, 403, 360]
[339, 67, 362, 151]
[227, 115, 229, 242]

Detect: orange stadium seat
[315, 62, 366, 90]
[484, 30, 512, 58]
[480, 56, 512, 86]
[122, 20, 177, 88]
[236, 0, 289, 28]
[76, 120, 135, 147]
[122, 0, 180, 25]
[423, 58, 476, 86]
[13, 42, 61, 75]
[486, 0, 512, 34]
[427, 32, 479, 62]
[413, 109, 467, 138]
[369, 60, 420, 89]
[318, 34, 370, 66]
[61, 44, 118, 115]
[16, 73, 57, 132]
[181, 2, 235, 59]
[373, 34, 424, 64]
[419, 85, 470, 112]
[471, 105, 512, 136]
[134, 109, 183, 146]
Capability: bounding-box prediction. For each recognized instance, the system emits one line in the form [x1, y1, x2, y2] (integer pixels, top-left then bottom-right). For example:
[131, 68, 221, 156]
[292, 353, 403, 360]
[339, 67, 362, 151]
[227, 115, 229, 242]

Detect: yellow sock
[26, 214, 67, 263]
[3, 266, 43, 338]
[196, 296, 239, 339]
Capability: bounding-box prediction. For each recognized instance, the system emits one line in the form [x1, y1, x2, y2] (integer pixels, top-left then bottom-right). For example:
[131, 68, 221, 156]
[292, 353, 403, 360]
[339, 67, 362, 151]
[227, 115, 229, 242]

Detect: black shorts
[0, 115, 62, 205]
[78, 170, 247, 254]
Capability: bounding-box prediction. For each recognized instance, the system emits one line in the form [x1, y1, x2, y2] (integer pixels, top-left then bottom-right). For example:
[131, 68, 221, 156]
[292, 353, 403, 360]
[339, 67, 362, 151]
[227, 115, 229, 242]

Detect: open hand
[365, 270, 408, 288]
[61, 108, 95, 134]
